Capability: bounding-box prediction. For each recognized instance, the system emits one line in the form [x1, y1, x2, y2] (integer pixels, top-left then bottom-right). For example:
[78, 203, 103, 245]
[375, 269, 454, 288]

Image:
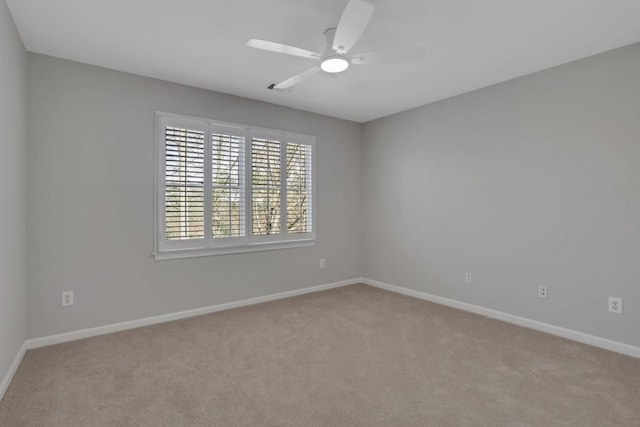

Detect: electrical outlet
[608, 297, 622, 314]
[465, 272, 472, 284]
[62, 291, 74, 307]
[538, 286, 548, 299]
[320, 259, 326, 269]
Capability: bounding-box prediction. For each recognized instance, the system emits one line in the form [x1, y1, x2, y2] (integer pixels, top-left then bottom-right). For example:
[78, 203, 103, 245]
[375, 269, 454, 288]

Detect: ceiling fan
[246, 0, 420, 91]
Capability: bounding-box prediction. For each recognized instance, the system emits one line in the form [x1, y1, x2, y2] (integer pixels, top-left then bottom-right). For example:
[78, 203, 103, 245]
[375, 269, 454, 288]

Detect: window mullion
[203, 123, 213, 248]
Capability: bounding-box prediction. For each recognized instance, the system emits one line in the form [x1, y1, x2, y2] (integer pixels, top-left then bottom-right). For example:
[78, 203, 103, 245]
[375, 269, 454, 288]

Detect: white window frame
[154, 112, 317, 260]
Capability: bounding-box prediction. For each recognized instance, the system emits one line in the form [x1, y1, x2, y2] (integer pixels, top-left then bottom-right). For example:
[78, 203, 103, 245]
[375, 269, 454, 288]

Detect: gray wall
[22, 36, 640, 348]
[0, 0, 27, 382]
[363, 43, 640, 347]
[27, 54, 362, 338]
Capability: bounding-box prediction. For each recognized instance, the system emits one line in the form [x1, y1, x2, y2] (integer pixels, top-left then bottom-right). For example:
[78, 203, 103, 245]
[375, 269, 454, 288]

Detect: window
[155, 112, 315, 259]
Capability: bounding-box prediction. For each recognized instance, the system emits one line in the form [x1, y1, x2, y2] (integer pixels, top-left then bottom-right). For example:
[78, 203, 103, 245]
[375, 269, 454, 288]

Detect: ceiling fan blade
[333, 0, 375, 54]
[351, 47, 426, 65]
[247, 39, 321, 60]
[272, 66, 321, 90]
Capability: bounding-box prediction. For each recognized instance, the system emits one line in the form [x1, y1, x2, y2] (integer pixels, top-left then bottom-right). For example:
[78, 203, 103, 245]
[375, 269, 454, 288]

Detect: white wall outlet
[538, 286, 548, 299]
[62, 291, 74, 307]
[465, 272, 472, 284]
[608, 297, 622, 314]
[320, 259, 326, 269]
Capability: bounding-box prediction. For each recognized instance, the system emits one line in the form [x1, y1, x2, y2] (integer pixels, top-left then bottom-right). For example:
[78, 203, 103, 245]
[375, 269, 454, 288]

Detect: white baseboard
[362, 277, 640, 359]
[26, 278, 360, 350]
[0, 341, 27, 402]
[7, 276, 636, 401]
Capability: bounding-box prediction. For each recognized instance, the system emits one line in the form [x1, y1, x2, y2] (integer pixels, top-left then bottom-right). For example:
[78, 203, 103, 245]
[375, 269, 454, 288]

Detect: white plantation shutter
[211, 131, 245, 239]
[156, 112, 315, 259]
[286, 142, 312, 234]
[251, 138, 281, 236]
[164, 126, 205, 241]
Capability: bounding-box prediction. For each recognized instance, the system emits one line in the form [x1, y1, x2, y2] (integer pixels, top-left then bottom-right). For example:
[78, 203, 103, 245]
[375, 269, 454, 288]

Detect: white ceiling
[7, 0, 640, 123]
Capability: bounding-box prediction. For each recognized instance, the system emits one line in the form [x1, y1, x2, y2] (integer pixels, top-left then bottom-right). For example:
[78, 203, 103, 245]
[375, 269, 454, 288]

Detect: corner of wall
[0, 0, 29, 402]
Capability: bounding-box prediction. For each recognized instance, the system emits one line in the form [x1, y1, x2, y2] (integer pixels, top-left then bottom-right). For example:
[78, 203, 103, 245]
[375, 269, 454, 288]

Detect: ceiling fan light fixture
[320, 56, 350, 73]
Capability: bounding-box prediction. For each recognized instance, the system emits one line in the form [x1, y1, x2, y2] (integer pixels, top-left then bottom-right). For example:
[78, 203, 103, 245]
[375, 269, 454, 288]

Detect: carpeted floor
[1, 284, 639, 426]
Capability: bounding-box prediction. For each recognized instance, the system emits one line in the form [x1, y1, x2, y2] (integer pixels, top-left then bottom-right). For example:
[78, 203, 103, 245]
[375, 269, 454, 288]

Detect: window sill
[153, 239, 318, 261]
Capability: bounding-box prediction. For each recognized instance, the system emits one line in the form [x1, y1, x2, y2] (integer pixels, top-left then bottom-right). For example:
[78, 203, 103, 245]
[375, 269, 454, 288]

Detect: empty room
[1, 0, 640, 425]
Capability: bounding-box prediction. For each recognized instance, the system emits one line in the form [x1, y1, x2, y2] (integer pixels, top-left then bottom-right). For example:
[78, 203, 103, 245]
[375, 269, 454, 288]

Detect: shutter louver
[164, 126, 204, 240]
[212, 133, 245, 238]
[286, 143, 312, 234]
[252, 138, 281, 236]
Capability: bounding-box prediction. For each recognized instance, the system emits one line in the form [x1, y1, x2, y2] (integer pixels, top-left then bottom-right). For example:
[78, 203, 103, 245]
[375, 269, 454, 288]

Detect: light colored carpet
[1, 284, 639, 426]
